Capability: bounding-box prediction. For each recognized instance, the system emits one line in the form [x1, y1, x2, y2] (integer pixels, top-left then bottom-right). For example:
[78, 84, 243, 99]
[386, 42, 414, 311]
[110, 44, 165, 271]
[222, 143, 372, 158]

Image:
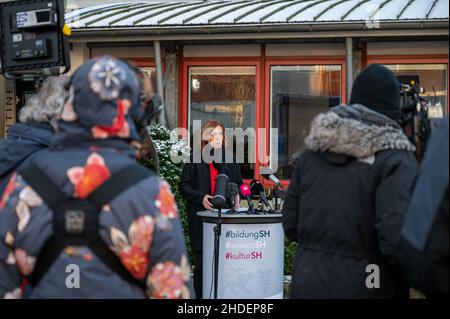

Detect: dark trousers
[194, 251, 203, 299]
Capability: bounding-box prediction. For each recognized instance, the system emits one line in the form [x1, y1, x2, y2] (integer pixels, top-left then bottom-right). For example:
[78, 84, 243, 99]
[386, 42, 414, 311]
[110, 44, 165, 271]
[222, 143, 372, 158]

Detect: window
[383, 64, 448, 114]
[188, 66, 257, 179]
[270, 65, 342, 179]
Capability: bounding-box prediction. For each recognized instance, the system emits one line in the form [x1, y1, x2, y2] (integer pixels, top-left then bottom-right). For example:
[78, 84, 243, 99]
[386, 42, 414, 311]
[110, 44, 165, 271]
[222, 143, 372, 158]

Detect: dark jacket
[0, 122, 54, 197]
[181, 157, 243, 252]
[283, 104, 418, 299]
[398, 117, 449, 298]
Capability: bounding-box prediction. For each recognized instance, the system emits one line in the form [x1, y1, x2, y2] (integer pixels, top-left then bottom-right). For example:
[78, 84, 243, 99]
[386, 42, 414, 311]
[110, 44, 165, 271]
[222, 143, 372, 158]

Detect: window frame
[181, 58, 262, 182]
[126, 58, 156, 68]
[264, 57, 347, 187]
[125, 58, 159, 91]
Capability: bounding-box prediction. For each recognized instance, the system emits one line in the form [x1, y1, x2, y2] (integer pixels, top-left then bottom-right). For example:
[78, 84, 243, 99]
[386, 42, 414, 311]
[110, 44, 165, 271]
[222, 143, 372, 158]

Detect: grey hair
[19, 76, 70, 123]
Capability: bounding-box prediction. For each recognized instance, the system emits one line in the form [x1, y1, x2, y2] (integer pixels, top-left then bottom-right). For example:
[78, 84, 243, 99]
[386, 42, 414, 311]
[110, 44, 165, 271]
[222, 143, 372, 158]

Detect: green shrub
[141, 124, 193, 264]
[284, 239, 297, 275]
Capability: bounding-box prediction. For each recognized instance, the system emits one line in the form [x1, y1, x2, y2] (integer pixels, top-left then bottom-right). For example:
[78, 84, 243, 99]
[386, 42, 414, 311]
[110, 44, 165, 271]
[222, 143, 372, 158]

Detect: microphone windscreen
[227, 183, 239, 195]
[213, 174, 229, 209]
[240, 184, 251, 197]
[226, 183, 239, 209]
[250, 179, 264, 195]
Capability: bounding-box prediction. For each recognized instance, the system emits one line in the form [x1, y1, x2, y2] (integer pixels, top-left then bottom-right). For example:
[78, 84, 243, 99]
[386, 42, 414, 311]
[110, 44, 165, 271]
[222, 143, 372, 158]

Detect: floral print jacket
[0, 145, 193, 299]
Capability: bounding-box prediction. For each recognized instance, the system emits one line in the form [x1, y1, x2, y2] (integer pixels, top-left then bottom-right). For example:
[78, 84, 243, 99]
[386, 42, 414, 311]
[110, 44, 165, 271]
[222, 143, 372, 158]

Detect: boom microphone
[261, 173, 285, 190]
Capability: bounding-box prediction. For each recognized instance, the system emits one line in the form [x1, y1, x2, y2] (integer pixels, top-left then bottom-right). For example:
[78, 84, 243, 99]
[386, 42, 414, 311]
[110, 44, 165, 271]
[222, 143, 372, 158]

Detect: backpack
[18, 162, 154, 290]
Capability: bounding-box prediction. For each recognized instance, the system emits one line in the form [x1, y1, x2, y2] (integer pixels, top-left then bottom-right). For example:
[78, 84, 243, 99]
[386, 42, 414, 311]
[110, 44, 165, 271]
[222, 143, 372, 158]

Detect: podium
[197, 209, 284, 299]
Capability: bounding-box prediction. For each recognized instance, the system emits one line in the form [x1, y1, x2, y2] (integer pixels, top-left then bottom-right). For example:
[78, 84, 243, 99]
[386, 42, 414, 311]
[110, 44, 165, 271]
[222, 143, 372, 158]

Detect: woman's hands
[203, 194, 241, 211]
[203, 194, 214, 210]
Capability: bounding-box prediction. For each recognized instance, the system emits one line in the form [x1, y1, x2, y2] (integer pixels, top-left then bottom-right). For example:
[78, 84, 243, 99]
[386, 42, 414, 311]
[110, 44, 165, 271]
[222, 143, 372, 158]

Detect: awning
[66, 0, 449, 40]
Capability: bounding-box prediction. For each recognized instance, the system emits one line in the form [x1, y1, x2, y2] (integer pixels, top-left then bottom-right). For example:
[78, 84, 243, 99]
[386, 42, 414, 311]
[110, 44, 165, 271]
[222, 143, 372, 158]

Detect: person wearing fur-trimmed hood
[282, 64, 418, 299]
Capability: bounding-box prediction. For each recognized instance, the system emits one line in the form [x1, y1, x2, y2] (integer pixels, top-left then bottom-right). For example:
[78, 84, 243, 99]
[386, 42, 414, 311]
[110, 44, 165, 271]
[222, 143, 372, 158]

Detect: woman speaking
[181, 120, 243, 299]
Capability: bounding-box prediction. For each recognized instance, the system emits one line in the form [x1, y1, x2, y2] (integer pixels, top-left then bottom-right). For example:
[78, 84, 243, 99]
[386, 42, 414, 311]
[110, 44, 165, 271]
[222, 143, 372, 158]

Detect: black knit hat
[350, 64, 400, 120]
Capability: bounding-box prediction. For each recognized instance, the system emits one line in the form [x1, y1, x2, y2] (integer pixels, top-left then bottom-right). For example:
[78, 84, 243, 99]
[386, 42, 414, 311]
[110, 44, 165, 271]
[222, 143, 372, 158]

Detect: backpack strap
[89, 238, 147, 289]
[86, 163, 154, 290]
[18, 163, 66, 211]
[88, 163, 154, 208]
[18, 162, 155, 291]
[17, 164, 68, 287]
[29, 234, 65, 287]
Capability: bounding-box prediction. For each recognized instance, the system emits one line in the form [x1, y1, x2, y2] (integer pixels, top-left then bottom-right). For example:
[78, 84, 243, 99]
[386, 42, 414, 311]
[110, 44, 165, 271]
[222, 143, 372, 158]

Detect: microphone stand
[213, 207, 222, 299]
[247, 203, 255, 215]
[273, 185, 279, 212]
[272, 185, 287, 213]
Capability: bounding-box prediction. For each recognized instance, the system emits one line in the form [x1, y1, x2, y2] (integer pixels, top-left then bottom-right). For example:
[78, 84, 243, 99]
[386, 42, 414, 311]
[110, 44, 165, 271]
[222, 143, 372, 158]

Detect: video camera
[397, 75, 444, 161]
[0, 0, 70, 78]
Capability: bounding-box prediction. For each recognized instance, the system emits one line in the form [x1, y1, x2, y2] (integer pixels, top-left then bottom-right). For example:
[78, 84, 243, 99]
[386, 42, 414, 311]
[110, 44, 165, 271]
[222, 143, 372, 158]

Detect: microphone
[250, 179, 274, 212]
[212, 174, 229, 209]
[226, 183, 239, 211]
[261, 173, 285, 189]
[239, 184, 255, 214]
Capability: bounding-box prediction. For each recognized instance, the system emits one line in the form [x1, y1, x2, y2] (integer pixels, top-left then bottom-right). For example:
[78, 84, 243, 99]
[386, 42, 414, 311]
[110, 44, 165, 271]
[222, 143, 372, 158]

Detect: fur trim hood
[305, 104, 416, 159]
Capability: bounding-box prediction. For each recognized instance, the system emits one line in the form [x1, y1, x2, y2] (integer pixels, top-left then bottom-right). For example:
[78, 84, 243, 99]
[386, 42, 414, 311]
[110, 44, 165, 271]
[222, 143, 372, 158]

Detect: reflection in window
[188, 66, 256, 179]
[384, 64, 448, 115]
[270, 65, 342, 179]
[139, 67, 157, 93]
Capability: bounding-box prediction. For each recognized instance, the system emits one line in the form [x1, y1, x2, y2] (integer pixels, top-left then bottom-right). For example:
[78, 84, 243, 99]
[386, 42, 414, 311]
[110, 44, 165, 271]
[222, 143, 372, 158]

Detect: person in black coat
[397, 117, 449, 298]
[181, 120, 243, 299]
[282, 64, 418, 298]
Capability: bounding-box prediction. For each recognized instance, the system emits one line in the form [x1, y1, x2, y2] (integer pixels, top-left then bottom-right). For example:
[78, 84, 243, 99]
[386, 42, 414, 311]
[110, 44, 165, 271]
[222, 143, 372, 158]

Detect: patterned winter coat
[0, 56, 193, 299]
